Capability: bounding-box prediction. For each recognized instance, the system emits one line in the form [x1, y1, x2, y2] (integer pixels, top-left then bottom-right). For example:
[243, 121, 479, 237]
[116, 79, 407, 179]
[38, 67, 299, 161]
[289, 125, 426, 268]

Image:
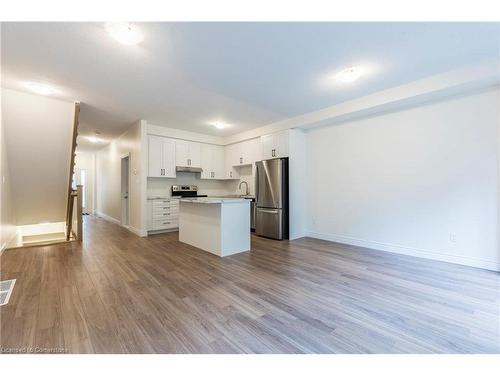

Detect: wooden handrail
[76, 185, 83, 241]
[66, 102, 80, 240]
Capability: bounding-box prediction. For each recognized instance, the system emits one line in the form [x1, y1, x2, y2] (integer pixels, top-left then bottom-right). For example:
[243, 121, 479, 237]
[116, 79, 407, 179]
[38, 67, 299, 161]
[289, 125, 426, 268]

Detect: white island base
[179, 199, 250, 257]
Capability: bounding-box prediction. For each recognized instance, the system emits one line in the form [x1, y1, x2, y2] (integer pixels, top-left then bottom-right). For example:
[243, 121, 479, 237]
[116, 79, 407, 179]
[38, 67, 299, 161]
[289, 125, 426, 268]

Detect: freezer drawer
[256, 208, 283, 239]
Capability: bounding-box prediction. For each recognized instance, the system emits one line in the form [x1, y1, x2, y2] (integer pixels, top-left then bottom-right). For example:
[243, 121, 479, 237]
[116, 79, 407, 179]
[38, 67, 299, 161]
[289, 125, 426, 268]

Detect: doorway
[73, 168, 90, 214]
[121, 155, 130, 227]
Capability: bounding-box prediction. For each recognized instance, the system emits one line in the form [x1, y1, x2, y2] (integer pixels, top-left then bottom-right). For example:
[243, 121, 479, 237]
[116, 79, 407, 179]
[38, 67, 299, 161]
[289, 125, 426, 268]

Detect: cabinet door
[175, 140, 189, 167]
[242, 138, 261, 165]
[213, 145, 226, 179]
[188, 142, 201, 168]
[239, 140, 249, 165]
[200, 143, 214, 179]
[260, 133, 275, 160]
[227, 143, 241, 167]
[274, 130, 289, 158]
[225, 144, 240, 179]
[148, 135, 164, 177]
[161, 139, 176, 178]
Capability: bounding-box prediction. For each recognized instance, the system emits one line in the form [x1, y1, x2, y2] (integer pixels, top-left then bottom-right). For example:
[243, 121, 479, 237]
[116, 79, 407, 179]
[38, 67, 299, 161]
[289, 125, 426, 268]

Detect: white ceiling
[2, 22, 499, 150]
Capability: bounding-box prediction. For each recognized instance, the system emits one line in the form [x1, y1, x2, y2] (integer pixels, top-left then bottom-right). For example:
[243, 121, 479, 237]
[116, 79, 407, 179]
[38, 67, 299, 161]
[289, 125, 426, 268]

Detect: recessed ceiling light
[105, 22, 143, 45]
[22, 82, 58, 96]
[335, 66, 362, 83]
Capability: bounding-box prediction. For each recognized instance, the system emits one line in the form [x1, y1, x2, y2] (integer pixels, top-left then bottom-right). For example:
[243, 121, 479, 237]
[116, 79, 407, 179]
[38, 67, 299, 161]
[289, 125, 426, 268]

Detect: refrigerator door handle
[255, 163, 259, 203]
[257, 208, 279, 214]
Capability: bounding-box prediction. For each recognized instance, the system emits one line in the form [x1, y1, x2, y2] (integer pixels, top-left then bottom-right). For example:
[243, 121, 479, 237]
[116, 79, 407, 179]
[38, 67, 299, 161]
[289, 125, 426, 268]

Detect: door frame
[120, 153, 131, 227]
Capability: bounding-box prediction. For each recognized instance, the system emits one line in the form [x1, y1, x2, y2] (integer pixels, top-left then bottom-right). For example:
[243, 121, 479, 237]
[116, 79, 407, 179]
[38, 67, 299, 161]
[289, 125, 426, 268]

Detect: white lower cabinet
[147, 199, 180, 231]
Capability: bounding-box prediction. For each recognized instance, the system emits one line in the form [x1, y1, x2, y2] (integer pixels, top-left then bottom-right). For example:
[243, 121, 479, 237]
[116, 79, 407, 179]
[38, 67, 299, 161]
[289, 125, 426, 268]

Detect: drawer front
[152, 211, 178, 220]
[153, 219, 178, 230]
[152, 199, 179, 207]
[152, 205, 179, 214]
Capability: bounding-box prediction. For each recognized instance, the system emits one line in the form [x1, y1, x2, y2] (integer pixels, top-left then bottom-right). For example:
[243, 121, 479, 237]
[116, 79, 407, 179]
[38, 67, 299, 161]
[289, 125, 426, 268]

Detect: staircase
[1, 88, 83, 249]
[65, 103, 83, 242]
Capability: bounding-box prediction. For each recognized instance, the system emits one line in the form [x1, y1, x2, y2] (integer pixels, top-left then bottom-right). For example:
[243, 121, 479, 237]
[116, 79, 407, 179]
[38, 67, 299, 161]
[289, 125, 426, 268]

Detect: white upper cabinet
[238, 138, 261, 166]
[225, 143, 240, 179]
[227, 138, 262, 167]
[148, 135, 176, 178]
[175, 140, 201, 168]
[261, 130, 289, 159]
[201, 144, 225, 179]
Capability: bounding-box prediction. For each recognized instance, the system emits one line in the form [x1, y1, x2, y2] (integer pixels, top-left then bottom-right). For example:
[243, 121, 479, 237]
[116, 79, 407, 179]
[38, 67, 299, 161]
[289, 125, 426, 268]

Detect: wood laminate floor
[1, 215, 499, 354]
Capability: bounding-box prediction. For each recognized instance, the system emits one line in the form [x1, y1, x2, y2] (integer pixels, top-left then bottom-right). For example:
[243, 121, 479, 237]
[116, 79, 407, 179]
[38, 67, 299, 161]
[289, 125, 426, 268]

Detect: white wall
[1, 88, 74, 225]
[0, 100, 17, 250]
[306, 87, 500, 271]
[96, 121, 147, 236]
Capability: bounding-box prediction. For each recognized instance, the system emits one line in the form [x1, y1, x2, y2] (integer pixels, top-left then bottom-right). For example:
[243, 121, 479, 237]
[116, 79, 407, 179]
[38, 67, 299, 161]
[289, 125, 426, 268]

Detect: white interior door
[121, 156, 130, 226]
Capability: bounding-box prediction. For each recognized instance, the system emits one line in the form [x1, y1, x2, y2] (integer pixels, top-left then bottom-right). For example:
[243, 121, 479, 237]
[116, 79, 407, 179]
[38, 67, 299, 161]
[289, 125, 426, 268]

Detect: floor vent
[0, 279, 16, 306]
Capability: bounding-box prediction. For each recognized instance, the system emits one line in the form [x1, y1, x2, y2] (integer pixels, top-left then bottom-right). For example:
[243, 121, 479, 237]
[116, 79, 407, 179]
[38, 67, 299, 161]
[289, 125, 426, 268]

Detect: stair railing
[66, 102, 81, 241]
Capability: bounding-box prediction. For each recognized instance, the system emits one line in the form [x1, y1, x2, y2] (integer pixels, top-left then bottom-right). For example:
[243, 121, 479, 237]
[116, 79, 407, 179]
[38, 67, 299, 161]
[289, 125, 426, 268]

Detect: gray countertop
[147, 196, 180, 200]
[179, 198, 250, 204]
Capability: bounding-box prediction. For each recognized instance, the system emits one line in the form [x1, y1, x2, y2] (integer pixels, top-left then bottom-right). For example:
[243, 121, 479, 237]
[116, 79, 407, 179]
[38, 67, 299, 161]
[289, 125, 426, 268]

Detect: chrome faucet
[238, 180, 249, 196]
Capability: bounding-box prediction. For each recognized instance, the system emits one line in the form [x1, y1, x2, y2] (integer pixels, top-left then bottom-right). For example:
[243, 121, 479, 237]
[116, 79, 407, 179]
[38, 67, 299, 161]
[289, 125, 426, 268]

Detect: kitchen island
[178, 198, 250, 257]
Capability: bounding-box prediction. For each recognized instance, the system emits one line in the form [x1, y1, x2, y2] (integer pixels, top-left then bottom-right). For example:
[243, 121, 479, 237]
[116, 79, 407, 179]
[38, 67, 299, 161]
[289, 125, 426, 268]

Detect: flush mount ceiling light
[335, 66, 363, 83]
[86, 131, 104, 144]
[209, 121, 229, 130]
[22, 82, 58, 96]
[105, 22, 143, 45]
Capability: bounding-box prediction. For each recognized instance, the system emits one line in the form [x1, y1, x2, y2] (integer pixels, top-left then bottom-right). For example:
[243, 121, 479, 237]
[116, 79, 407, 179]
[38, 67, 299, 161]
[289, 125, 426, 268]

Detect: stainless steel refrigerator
[255, 158, 289, 240]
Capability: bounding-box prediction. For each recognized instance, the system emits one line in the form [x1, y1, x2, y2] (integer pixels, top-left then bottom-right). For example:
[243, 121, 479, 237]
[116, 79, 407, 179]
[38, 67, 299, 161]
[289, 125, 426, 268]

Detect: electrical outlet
[449, 233, 457, 243]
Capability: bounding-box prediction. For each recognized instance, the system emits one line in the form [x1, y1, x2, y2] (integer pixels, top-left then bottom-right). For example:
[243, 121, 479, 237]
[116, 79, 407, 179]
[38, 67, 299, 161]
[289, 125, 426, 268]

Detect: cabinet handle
[230, 171, 232, 178]
[240, 157, 243, 164]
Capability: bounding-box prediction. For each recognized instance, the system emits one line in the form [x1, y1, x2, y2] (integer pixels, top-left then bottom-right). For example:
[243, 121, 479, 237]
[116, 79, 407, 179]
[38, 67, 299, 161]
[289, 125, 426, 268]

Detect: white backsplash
[147, 167, 255, 198]
[229, 165, 255, 195]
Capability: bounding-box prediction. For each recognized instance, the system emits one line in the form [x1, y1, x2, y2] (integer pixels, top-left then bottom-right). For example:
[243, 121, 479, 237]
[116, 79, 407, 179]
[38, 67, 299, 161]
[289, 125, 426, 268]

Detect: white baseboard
[95, 211, 121, 225]
[306, 231, 500, 272]
[126, 225, 148, 237]
[1, 231, 18, 255]
[95, 211, 147, 237]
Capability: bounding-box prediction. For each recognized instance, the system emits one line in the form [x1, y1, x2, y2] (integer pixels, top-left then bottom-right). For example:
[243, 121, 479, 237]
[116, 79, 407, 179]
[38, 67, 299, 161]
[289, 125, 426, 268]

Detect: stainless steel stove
[171, 185, 207, 198]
